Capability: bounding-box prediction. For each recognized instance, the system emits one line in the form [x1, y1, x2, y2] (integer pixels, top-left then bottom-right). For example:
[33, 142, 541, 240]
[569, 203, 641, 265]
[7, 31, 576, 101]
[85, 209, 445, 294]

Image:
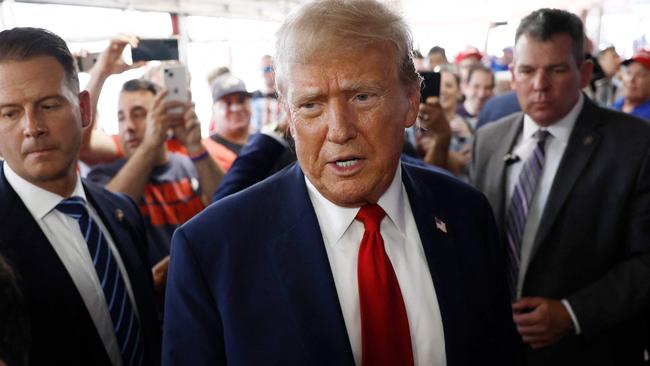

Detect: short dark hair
[121, 79, 159, 95]
[467, 64, 494, 86]
[0, 254, 30, 366]
[515, 8, 585, 65]
[0, 27, 79, 92]
[428, 46, 447, 58]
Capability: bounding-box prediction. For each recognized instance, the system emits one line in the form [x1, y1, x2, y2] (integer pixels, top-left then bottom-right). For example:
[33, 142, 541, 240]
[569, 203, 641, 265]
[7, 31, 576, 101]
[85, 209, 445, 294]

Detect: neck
[40, 170, 78, 197]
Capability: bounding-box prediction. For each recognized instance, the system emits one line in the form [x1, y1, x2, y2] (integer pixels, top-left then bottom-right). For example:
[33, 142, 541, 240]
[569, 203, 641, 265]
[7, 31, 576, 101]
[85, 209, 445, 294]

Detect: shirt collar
[522, 93, 583, 143]
[305, 164, 406, 245]
[3, 162, 87, 220]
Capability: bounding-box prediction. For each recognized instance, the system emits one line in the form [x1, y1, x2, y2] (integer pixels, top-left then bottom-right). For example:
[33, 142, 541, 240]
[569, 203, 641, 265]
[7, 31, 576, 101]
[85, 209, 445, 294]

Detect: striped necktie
[56, 196, 144, 366]
[505, 130, 551, 300]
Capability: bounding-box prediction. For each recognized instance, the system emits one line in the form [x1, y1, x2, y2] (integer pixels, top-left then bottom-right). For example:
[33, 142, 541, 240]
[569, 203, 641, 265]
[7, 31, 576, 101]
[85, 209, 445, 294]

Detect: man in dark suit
[471, 9, 650, 365]
[163, 1, 515, 365]
[0, 28, 160, 366]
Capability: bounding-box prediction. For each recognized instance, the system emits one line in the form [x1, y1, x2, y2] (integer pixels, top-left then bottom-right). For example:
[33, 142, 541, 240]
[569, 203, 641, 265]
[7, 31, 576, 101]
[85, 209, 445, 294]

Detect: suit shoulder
[82, 179, 140, 218]
[181, 164, 296, 234]
[403, 163, 488, 204]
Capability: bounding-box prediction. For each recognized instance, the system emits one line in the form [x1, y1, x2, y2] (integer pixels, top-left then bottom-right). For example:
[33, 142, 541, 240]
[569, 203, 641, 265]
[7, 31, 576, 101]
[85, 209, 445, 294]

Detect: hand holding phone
[420, 71, 441, 103]
[163, 65, 189, 104]
[132, 38, 179, 62]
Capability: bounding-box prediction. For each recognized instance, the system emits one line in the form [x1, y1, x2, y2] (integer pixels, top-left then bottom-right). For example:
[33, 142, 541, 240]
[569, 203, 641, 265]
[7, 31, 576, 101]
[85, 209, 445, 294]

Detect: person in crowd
[457, 64, 495, 129]
[206, 66, 232, 135]
[419, 66, 473, 178]
[0, 254, 30, 366]
[427, 45, 448, 70]
[471, 8, 650, 364]
[490, 46, 513, 72]
[0, 27, 161, 366]
[251, 55, 285, 132]
[162, 1, 515, 365]
[612, 48, 650, 121]
[475, 90, 521, 130]
[203, 73, 252, 171]
[591, 45, 621, 106]
[88, 79, 223, 288]
[455, 46, 483, 90]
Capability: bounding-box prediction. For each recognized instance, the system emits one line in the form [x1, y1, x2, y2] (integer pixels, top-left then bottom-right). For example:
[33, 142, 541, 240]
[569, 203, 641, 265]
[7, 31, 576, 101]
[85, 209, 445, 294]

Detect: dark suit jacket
[163, 162, 516, 365]
[471, 97, 650, 365]
[0, 163, 161, 366]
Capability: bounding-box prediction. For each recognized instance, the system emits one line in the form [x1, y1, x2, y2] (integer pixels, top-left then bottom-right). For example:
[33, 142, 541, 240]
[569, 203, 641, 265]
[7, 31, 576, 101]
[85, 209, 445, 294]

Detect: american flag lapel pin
[434, 217, 447, 234]
[114, 208, 124, 222]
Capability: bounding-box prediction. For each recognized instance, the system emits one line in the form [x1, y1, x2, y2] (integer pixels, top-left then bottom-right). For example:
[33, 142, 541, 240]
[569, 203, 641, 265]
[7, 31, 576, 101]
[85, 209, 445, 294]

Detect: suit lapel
[265, 164, 354, 365]
[401, 165, 466, 365]
[484, 115, 523, 230]
[530, 99, 601, 259]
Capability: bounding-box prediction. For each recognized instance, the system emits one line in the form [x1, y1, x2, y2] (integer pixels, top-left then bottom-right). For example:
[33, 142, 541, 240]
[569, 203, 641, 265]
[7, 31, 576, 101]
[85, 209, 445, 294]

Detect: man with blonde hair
[163, 1, 515, 365]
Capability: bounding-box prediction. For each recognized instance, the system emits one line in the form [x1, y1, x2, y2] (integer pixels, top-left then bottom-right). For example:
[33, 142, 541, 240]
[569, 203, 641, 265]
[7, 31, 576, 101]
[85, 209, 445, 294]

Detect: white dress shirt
[4, 164, 140, 366]
[505, 93, 583, 332]
[305, 164, 446, 366]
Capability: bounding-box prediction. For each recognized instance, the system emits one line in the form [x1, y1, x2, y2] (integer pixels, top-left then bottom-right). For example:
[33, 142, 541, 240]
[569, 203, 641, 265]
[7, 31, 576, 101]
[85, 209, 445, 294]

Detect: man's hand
[88, 35, 145, 78]
[416, 96, 451, 168]
[152, 256, 170, 294]
[417, 96, 451, 136]
[174, 103, 204, 154]
[512, 297, 574, 349]
[142, 90, 186, 151]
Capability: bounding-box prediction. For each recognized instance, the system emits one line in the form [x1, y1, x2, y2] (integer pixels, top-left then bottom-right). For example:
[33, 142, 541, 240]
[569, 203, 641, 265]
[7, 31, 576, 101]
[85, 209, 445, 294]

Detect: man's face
[0, 56, 89, 190]
[117, 90, 156, 158]
[428, 53, 446, 70]
[622, 62, 650, 105]
[212, 92, 251, 136]
[464, 70, 494, 113]
[511, 34, 592, 127]
[285, 44, 419, 207]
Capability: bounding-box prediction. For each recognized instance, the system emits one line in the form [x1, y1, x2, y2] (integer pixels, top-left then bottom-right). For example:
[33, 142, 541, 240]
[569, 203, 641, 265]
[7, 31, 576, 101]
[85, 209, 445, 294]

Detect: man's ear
[579, 59, 594, 89]
[404, 83, 420, 128]
[78, 90, 91, 129]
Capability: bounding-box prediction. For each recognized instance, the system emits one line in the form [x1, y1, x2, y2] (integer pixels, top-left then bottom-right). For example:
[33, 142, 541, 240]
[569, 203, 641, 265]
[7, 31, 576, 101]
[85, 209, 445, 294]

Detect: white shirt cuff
[561, 299, 581, 335]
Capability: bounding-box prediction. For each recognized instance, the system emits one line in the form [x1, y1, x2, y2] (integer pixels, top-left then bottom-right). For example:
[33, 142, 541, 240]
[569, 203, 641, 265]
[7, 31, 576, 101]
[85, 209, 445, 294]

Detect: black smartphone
[75, 52, 100, 72]
[131, 38, 179, 62]
[420, 71, 441, 103]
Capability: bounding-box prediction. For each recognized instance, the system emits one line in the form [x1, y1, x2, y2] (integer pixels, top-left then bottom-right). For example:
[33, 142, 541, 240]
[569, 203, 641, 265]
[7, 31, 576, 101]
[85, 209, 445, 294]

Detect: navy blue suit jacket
[0, 163, 161, 366]
[164, 162, 515, 365]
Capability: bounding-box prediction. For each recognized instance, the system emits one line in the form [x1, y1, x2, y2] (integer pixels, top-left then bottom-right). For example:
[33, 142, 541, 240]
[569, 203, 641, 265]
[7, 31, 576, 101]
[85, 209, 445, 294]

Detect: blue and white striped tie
[56, 196, 144, 366]
[505, 130, 551, 300]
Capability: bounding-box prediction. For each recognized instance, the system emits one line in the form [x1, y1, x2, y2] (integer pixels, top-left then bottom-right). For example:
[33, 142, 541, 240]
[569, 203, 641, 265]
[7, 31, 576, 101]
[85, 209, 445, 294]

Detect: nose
[23, 108, 47, 138]
[326, 99, 357, 144]
[532, 70, 550, 91]
[228, 102, 243, 112]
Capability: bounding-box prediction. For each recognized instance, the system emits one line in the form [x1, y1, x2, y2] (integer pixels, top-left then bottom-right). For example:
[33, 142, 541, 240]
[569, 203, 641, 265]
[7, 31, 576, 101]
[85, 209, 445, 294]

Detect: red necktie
[356, 204, 414, 366]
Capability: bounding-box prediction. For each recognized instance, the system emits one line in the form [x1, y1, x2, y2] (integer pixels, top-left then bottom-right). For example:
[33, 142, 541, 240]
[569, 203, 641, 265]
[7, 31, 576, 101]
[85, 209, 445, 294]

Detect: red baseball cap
[621, 48, 650, 69]
[455, 48, 483, 64]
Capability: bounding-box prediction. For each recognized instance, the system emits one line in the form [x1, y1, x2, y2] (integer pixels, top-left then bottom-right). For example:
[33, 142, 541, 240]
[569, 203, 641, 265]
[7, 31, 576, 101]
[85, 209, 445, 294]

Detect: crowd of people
[0, 0, 649, 365]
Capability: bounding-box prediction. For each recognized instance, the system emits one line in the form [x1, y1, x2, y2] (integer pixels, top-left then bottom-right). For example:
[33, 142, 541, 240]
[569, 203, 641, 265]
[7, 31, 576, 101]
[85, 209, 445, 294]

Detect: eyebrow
[0, 94, 67, 109]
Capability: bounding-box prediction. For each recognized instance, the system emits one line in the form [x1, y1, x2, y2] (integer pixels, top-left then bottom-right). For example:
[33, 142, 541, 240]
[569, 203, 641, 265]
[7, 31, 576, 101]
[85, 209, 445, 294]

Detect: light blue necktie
[56, 196, 144, 366]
